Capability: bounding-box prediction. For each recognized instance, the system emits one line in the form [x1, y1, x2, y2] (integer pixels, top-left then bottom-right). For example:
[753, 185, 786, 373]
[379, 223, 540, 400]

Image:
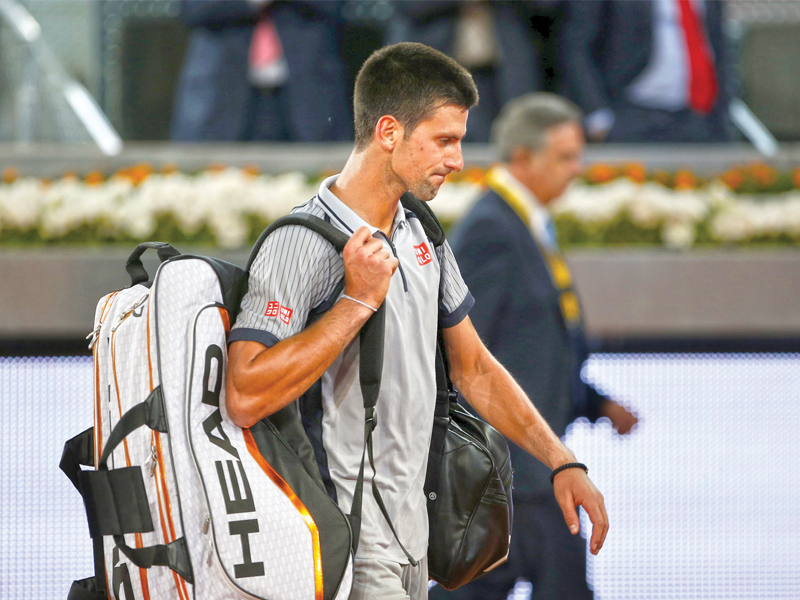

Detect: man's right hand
[343, 226, 399, 310]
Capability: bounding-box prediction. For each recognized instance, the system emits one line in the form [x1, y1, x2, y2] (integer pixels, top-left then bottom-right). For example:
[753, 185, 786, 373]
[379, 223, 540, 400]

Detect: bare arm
[443, 316, 609, 554]
[226, 226, 397, 428]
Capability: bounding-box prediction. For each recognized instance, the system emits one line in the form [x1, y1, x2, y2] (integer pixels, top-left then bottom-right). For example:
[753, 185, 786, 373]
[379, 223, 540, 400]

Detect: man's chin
[409, 183, 439, 202]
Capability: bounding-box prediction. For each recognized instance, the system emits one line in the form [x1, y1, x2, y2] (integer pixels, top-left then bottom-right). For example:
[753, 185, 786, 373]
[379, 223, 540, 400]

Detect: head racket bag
[61, 217, 359, 600]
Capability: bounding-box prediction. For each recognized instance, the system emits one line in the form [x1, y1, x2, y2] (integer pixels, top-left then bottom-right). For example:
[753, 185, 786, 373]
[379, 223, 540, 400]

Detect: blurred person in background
[171, 0, 351, 141]
[389, 1, 561, 142]
[559, 0, 731, 143]
[431, 93, 637, 600]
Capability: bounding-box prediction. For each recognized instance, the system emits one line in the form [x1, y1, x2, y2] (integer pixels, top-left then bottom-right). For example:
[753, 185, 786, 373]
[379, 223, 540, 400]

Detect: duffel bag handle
[126, 242, 180, 287]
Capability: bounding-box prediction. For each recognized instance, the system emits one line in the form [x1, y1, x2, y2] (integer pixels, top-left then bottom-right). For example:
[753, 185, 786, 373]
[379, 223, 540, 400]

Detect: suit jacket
[450, 189, 605, 498]
[171, 0, 350, 141]
[558, 0, 730, 139]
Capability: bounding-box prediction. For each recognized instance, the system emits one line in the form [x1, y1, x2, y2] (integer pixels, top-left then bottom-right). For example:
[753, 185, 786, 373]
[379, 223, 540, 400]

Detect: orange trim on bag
[95, 291, 119, 600]
[111, 317, 134, 467]
[110, 315, 151, 600]
[218, 306, 231, 335]
[242, 429, 324, 600]
[94, 341, 102, 468]
[144, 295, 189, 600]
[94, 291, 120, 468]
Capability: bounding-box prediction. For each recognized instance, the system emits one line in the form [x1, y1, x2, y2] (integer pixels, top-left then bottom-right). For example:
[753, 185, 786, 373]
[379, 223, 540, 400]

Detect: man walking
[435, 93, 637, 600]
[226, 46, 608, 600]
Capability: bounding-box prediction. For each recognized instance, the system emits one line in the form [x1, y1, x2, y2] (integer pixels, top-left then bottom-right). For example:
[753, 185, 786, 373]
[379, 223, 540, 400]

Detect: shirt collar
[316, 174, 407, 236]
[487, 165, 555, 250]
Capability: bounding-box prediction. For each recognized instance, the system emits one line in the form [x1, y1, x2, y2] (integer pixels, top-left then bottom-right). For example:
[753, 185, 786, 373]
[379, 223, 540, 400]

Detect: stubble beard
[408, 178, 439, 202]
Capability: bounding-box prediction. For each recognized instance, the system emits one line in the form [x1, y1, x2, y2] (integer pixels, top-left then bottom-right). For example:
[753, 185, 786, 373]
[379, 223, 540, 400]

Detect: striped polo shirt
[231, 175, 474, 563]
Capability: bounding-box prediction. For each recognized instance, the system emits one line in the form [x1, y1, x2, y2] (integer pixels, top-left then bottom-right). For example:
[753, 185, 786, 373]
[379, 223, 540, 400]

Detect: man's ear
[375, 115, 403, 151]
[509, 146, 533, 168]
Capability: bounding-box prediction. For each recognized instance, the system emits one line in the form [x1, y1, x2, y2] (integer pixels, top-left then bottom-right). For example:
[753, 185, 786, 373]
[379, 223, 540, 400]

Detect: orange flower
[585, 164, 618, 184]
[206, 163, 227, 173]
[459, 166, 487, 185]
[2, 167, 18, 184]
[161, 163, 179, 174]
[242, 164, 261, 177]
[673, 170, 697, 190]
[792, 168, 800, 189]
[622, 163, 647, 183]
[62, 170, 78, 181]
[84, 171, 105, 186]
[127, 163, 154, 186]
[750, 162, 778, 188]
[721, 168, 745, 191]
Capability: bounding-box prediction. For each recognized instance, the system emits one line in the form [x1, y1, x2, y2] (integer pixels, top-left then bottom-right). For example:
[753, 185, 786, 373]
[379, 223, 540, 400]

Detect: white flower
[0, 178, 49, 230]
[662, 220, 696, 249]
[428, 181, 483, 222]
[553, 180, 634, 223]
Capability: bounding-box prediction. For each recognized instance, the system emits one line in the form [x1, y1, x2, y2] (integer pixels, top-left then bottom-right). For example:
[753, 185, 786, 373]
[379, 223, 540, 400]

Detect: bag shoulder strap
[248, 212, 394, 559]
[246, 212, 349, 272]
[400, 192, 446, 248]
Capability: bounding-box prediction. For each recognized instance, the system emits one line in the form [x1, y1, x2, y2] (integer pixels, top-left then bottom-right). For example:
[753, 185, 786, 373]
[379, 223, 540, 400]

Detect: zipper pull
[147, 445, 158, 477]
[86, 324, 101, 349]
[202, 514, 210, 535]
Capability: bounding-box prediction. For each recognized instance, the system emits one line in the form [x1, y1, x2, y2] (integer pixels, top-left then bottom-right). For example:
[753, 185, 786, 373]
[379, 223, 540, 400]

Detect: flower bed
[1, 163, 799, 249]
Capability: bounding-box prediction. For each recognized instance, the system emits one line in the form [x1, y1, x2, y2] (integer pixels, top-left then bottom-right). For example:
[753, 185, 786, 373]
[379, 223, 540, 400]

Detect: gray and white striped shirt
[232, 175, 473, 563]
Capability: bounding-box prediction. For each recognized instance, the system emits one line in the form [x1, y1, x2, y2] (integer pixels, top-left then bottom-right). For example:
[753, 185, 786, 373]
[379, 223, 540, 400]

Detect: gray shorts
[349, 556, 429, 600]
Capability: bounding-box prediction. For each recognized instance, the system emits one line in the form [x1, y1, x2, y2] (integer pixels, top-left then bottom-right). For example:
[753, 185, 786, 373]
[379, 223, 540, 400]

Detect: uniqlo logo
[265, 301, 294, 324]
[414, 242, 432, 266]
[265, 301, 280, 318]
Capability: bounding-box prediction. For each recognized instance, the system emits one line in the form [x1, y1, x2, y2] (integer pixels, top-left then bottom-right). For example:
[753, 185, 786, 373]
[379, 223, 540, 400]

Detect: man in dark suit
[170, 0, 351, 142]
[389, 1, 551, 142]
[559, 0, 731, 143]
[432, 93, 637, 600]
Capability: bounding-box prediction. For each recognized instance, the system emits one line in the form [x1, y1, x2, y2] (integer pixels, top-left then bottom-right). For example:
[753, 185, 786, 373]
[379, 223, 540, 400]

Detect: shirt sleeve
[230, 225, 343, 348]
[436, 239, 474, 328]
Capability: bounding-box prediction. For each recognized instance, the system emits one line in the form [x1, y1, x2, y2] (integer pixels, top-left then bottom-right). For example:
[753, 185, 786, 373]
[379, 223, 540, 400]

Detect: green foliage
[152, 213, 217, 246]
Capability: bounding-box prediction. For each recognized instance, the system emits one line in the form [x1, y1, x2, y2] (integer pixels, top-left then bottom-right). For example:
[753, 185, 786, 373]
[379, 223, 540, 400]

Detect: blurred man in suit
[389, 1, 551, 142]
[433, 93, 637, 600]
[559, 0, 731, 143]
[171, 0, 351, 142]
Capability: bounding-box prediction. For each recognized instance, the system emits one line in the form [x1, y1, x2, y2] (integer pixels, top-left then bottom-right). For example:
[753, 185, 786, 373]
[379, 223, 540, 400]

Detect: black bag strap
[62, 387, 195, 586]
[125, 242, 180, 287]
[247, 212, 350, 272]
[112, 535, 194, 583]
[61, 429, 108, 600]
[346, 193, 446, 564]
[424, 329, 458, 517]
[400, 192, 446, 248]
[354, 303, 419, 566]
[397, 195, 457, 515]
[98, 387, 168, 469]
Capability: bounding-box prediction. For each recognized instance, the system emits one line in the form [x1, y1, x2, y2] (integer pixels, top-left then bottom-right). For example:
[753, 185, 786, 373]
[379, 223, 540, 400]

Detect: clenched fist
[342, 226, 399, 310]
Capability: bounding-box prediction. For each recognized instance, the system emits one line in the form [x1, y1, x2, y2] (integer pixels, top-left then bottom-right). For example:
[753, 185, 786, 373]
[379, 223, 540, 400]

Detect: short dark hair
[353, 42, 479, 150]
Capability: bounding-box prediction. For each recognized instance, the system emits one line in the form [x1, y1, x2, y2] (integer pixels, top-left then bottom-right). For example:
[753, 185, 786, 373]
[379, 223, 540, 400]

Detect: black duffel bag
[424, 336, 514, 590]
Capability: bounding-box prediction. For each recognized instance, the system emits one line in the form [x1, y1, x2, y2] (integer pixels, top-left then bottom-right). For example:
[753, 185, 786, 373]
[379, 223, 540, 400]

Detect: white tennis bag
[62, 228, 357, 600]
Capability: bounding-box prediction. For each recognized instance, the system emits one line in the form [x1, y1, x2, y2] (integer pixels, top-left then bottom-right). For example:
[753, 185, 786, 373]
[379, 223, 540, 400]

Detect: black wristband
[550, 462, 588, 485]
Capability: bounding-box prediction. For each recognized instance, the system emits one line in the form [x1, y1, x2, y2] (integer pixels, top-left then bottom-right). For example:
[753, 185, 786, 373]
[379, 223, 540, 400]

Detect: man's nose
[445, 144, 464, 172]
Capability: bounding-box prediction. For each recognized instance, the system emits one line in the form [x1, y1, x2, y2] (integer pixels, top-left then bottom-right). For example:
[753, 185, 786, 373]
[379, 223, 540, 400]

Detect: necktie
[545, 217, 559, 250]
[677, 0, 718, 114]
[249, 17, 288, 88]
